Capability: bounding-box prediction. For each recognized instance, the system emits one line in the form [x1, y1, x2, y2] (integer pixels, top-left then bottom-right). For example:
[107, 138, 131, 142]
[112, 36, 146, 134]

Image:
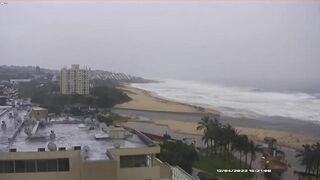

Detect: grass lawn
[193, 155, 253, 180]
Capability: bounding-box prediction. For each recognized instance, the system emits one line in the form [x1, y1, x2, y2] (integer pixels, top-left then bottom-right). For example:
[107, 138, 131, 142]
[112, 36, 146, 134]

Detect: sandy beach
[150, 119, 319, 150]
[115, 86, 220, 115]
[116, 85, 320, 150]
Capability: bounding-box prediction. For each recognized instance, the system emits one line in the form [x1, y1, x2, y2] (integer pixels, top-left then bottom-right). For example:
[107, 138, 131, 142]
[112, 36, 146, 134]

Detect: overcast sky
[0, 2, 320, 89]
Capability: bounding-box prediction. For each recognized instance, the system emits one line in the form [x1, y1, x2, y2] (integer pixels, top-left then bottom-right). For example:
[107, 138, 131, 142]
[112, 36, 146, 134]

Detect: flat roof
[32, 107, 47, 111]
[0, 110, 151, 161]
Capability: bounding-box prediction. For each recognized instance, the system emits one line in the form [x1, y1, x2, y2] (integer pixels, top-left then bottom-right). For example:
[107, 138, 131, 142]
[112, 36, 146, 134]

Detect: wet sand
[113, 108, 320, 139]
[115, 86, 220, 115]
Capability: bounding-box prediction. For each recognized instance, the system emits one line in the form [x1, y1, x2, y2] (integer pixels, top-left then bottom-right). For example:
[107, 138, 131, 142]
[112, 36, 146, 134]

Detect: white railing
[171, 166, 199, 180]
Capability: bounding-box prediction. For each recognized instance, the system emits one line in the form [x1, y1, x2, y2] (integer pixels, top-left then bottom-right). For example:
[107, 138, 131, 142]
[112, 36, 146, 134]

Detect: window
[15, 160, 25, 173]
[4, 161, 14, 173]
[0, 158, 69, 174]
[0, 161, 3, 173]
[37, 160, 47, 172]
[73, 146, 81, 150]
[58, 158, 69, 171]
[120, 155, 148, 168]
[25, 160, 36, 172]
[58, 147, 66, 151]
[38, 148, 45, 152]
[47, 159, 58, 171]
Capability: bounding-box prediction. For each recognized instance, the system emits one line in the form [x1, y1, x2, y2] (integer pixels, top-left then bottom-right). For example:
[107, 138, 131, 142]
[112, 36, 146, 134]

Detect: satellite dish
[47, 142, 57, 151]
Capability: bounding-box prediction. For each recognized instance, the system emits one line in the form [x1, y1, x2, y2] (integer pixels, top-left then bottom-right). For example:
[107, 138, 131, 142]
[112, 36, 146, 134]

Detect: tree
[210, 118, 222, 155]
[97, 114, 113, 126]
[233, 134, 249, 168]
[221, 123, 238, 160]
[313, 143, 320, 180]
[249, 140, 256, 168]
[296, 142, 320, 180]
[296, 144, 314, 174]
[18, 81, 131, 115]
[197, 115, 211, 156]
[158, 140, 198, 174]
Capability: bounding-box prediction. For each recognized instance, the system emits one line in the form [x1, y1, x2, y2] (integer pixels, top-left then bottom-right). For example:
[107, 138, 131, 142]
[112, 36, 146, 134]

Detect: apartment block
[60, 64, 90, 95]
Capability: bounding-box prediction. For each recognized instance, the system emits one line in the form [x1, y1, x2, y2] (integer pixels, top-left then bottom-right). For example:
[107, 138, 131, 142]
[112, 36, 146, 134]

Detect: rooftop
[31, 107, 47, 111]
[0, 109, 154, 161]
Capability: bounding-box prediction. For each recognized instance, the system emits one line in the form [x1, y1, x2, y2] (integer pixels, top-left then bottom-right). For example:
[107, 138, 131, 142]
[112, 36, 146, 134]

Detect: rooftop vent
[58, 147, 66, 151]
[1, 121, 6, 129]
[38, 148, 45, 152]
[9, 148, 17, 152]
[82, 146, 90, 160]
[49, 130, 56, 140]
[73, 146, 81, 150]
[83, 146, 90, 153]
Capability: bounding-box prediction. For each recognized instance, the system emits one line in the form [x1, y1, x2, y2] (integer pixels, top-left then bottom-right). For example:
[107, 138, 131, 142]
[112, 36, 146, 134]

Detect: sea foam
[132, 79, 320, 122]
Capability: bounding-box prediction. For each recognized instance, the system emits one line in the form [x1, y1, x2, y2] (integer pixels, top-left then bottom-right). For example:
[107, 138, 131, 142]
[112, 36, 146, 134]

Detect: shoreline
[115, 84, 320, 150]
[116, 85, 221, 116]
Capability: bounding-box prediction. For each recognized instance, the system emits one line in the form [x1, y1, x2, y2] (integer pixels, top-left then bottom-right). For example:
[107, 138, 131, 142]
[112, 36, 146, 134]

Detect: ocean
[131, 79, 320, 122]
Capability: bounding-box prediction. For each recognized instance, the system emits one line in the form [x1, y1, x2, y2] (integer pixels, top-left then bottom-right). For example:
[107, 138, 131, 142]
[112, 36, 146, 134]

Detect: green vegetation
[0, 66, 33, 81]
[18, 80, 131, 114]
[97, 113, 129, 126]
[197, 116, 256, 169]
[296, 142, 320, 180]
[194, 155, 252, 180]
[195, 116, 256, 179]
[157, 140, 198, 174]
[91, 79, 121, 87]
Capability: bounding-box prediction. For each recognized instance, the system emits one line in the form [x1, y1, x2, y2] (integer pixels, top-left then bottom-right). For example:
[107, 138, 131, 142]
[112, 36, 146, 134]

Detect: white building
[60, 64, 90, 95]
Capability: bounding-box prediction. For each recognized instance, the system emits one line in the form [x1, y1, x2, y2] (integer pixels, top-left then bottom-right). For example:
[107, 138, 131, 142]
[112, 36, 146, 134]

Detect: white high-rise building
[60, 64, 90, 95]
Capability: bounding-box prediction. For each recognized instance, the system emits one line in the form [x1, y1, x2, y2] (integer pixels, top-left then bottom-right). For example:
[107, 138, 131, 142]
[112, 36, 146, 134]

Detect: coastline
[115, 84, 320, 151]
[115, 85, 221, 116]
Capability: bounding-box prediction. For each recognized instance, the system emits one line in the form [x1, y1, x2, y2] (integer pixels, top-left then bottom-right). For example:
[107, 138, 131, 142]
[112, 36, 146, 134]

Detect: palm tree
[211, 117, 222, 155]
[249, 140, 256, 168]
[311, 143, 320, 180]
[197, 115, 222, 156]
[196, 115, 211, 131]
[201, 129, 211, 156]
[197, 115, 211, 156]
[296, 144, 314, 174]
[223, 124, 238, 161]
[234, 134, 249, 168]
[242, 135, 249, 168]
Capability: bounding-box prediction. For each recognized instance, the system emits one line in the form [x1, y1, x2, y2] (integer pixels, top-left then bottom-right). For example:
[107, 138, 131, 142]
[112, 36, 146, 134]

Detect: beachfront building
[0, 107, 198, 180]
[60, 64, 90, 95]
[0, 118, 161, 180]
